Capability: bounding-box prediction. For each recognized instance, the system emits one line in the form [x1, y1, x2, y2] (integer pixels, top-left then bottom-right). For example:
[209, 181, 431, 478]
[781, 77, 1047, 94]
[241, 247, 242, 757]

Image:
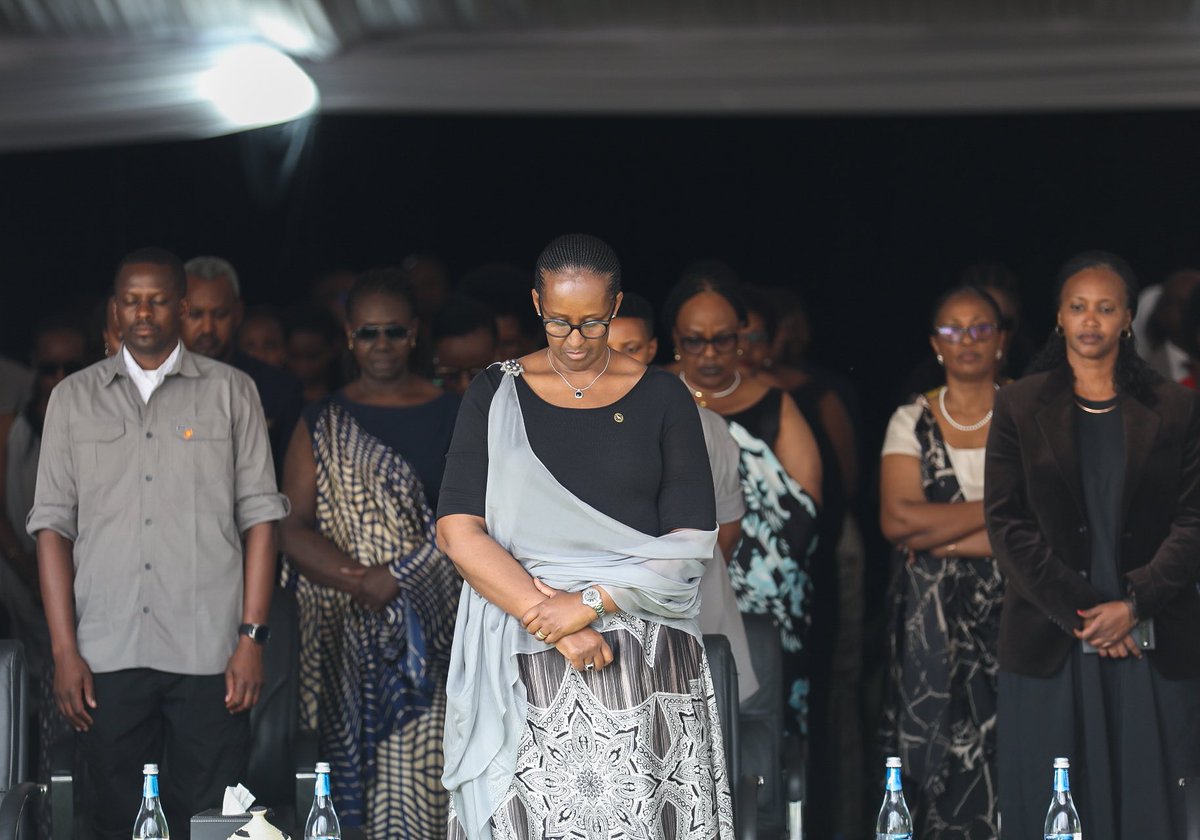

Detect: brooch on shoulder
[499, 359, 525, 377]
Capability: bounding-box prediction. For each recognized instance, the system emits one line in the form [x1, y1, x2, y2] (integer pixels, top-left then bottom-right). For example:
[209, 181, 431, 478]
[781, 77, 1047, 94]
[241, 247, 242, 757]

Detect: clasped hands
[1073, 600, 1142, 659]
[521, 579, 614, 673]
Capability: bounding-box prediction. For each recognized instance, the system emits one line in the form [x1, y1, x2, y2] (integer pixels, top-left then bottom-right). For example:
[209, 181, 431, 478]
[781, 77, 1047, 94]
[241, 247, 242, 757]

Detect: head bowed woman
[437, 234, 735, 840]
[984, 250, 1200, 838]
[879, 283, 1007, 837]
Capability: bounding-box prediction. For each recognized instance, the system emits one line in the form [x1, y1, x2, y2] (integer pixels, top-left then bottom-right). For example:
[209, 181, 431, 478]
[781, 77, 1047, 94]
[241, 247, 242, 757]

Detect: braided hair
[533, 234, 621, 299]
[1029, 250, 1160, 400]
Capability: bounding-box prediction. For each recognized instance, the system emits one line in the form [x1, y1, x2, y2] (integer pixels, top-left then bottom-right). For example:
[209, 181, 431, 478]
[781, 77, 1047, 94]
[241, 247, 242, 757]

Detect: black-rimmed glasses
[933, 323, 998, 344]
[677, 333, 739, 356]
[352, 324, 411, 342]
[539, 308, 615, 340]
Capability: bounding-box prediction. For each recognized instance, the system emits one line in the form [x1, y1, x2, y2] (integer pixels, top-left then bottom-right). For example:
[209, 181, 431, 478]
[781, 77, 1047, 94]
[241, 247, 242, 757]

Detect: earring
[674, 352, 681, 362]
[995, 349, 1003, 361]
[1055, 324, 1064, 336]
[1121, 327, 1133, 340]
[736, 347, 744, 357]
[936, 354, 944, 366]
[348, 340, 354, 350]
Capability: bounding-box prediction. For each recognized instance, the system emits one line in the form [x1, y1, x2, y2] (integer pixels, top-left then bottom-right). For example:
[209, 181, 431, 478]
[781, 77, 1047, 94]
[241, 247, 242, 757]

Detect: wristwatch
[238, 623, 271, 644]
[581, 587, 606, 620]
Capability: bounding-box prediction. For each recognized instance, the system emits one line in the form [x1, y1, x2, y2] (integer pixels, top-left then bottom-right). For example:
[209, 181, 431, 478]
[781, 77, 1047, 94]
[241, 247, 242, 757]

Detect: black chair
[738, 615, 805, 840]
[703, 634, 760, 840]
[50, 588, 315, 839]
[1183, 776, 1200, 840]
[0, 640, 41, 840]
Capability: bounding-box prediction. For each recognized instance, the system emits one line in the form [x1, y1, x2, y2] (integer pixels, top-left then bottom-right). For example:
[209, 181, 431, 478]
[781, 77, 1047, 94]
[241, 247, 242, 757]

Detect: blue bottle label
[143, 774, 159, 798]
[1053, 768, 1070, 793]
[316, 772, 330, 797]
[876, 834, 912, 839]
[886, 767, 903, 792]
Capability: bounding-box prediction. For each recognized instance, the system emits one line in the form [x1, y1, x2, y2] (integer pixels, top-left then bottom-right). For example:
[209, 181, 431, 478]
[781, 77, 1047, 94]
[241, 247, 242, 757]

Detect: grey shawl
[441, 365, 718, 840]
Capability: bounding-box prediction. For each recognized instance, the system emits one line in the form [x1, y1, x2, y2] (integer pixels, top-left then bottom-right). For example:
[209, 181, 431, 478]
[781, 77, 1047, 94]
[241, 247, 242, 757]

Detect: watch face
[582, 589, 600, 606]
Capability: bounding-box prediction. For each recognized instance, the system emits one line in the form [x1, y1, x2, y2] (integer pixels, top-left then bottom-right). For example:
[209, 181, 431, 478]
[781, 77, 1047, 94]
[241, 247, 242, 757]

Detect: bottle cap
[1053, 757, 1070, 769]
[885, 756, 902, 769]
[315, 762, 331, 773]
[143, 764, 159, 775]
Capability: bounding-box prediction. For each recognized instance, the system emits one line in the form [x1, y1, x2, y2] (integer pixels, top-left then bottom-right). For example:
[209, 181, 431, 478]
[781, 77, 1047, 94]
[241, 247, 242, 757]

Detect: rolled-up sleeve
[230, 371, 290, 532]
[26, 387, 79, 542]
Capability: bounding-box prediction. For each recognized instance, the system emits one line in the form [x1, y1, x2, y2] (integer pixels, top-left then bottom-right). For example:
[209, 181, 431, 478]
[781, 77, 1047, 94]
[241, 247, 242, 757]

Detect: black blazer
[984, 365, 1200, 679]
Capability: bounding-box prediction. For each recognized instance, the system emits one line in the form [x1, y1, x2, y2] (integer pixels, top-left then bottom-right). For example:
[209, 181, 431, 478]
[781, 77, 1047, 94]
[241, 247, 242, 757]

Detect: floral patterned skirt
[447, 618, 735, 840]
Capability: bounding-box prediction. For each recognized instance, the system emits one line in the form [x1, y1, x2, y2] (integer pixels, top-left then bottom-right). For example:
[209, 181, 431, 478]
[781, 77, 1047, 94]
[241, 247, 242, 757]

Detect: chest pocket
[170, 416, 232, 511]
[73, 419, 129, 514]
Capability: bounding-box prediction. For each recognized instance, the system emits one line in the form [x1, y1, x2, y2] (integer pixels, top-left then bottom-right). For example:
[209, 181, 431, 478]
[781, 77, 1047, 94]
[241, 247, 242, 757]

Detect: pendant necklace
[547, 348, 611, 399]
[679, 371, 741, 408]
[938, 384, 998, 432]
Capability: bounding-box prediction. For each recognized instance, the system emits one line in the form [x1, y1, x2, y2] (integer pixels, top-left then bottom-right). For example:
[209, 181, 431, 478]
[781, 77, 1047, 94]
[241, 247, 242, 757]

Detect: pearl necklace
[938, 384, 997, 432]
[546, 348, 611, 399]
[679, 371, 741, 408]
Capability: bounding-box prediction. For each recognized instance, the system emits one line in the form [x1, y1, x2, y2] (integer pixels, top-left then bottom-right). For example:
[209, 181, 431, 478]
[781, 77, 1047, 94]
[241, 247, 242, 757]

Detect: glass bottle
[303, 762, 341, 840]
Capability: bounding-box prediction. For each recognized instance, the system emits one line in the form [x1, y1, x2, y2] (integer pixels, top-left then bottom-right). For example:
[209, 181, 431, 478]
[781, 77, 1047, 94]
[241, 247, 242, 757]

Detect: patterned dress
[284, 400, 461, 838]
[880, 395, 1003, 839]
[724, 391, 819, 734]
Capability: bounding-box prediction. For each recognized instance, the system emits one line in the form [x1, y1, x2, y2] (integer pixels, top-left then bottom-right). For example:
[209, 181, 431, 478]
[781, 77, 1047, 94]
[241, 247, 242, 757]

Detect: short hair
[662, 259, 748, 336]
[928, 284, 1005, 335]
[533, 234, 621, 299]
[114, 246, 187, 298]
[433, 296, 498, 343]
[459, 263, 542, 339]
[32, 313, 87, 345]
[613, 291, 655, 339]
[242, 304, 283, 329]
[283, 302, 343, 343]
[184, 255, 241, 298]
[345, 268, 416, 324]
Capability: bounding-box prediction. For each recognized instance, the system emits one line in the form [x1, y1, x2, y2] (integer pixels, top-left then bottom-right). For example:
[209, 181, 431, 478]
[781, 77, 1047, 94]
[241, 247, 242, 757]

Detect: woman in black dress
[985, 251, 1200, 839]
[438, 235, 734, 840]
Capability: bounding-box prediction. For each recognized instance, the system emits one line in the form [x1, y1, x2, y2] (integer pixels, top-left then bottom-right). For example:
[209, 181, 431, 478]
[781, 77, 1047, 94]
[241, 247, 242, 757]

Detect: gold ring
[535, 630, 546, 641]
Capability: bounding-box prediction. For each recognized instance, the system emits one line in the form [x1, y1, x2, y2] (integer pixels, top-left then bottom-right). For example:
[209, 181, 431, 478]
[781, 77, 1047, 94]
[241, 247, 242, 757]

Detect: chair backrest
[0, 641, 28, 793]
[702, 634, 740, 785]
[1184, 777, 1200, 840]
[738, 614, 785, 836]
[245, 588, 299, 809]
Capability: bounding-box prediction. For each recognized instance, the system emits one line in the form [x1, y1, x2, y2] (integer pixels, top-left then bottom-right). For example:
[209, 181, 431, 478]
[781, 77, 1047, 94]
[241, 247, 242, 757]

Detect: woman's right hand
[554, 627, 615, 673]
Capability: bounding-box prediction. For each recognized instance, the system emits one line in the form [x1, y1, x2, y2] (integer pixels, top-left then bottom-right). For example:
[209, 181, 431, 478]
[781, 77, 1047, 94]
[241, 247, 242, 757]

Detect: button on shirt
[27, 346, 290, 675]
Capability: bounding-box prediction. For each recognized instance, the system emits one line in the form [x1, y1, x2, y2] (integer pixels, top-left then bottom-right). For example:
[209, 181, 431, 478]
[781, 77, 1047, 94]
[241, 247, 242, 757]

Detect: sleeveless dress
[723, 389, 819, 734]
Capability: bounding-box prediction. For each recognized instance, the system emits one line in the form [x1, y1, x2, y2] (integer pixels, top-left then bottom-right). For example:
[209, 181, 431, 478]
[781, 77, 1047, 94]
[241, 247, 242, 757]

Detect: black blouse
[436, 365, 716, 536]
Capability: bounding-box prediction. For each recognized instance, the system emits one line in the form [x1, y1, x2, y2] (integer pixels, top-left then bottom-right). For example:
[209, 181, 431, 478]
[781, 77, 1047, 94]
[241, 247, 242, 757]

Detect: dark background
[4, 110, 1200, 439]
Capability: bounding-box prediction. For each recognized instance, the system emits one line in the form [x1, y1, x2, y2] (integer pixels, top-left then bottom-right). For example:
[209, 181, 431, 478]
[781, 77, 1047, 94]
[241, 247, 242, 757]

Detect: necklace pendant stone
[574, 390, 584, 399]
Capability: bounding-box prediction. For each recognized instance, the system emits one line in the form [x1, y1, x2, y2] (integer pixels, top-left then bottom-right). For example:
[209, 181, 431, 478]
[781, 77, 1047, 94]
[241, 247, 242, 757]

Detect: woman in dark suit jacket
[985, 251, 1200, 840]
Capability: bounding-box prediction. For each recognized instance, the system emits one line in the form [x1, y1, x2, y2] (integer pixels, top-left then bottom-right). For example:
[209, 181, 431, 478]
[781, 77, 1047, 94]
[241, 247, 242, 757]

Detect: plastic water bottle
[1044, 757, 1083, 839]
[304, 762, 341, 840]
[132, 763, 169, 839]
[786, 765, 803, 840]
[875, 756, 913, 840]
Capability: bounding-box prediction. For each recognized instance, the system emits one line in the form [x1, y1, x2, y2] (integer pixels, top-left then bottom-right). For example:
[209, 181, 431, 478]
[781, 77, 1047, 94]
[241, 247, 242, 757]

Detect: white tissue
[222, 783, 256, 815]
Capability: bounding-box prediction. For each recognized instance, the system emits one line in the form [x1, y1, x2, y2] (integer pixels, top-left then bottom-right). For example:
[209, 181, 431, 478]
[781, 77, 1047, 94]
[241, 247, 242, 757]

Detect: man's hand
[1074, 600, 1137, 650]
[224, 636, 264, 714]
[521, 579, 597, 645]
[54, 650, 96, 731]
[339, 564, 400, 612]
[554, 628, 615, 673]
[1097, 634, 1143, 659]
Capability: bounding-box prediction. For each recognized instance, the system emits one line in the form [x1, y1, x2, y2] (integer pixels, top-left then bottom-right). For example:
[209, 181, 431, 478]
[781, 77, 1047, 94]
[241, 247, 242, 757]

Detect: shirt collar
[101, 341, 200, 386]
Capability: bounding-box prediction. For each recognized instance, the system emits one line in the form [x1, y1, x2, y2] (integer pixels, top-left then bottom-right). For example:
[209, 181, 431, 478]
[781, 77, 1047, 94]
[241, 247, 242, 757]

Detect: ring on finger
[535, 630, 547, 641]
[585, 662, 595, 672]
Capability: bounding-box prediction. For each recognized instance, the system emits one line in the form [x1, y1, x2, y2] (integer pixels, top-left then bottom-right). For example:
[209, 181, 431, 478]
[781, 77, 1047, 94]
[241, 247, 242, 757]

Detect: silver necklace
[546, 348, 611, 399]
[679, 371, 741, 408]
[938, 384, 997, 432]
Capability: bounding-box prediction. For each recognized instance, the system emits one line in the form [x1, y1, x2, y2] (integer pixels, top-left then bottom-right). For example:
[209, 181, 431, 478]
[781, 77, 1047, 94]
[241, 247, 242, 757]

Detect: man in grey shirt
[28, 247, 289, 839]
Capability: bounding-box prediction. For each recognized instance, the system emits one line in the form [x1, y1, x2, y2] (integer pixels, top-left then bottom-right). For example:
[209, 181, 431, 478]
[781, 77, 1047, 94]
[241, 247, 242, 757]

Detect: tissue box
[190, 808, 257, 840]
